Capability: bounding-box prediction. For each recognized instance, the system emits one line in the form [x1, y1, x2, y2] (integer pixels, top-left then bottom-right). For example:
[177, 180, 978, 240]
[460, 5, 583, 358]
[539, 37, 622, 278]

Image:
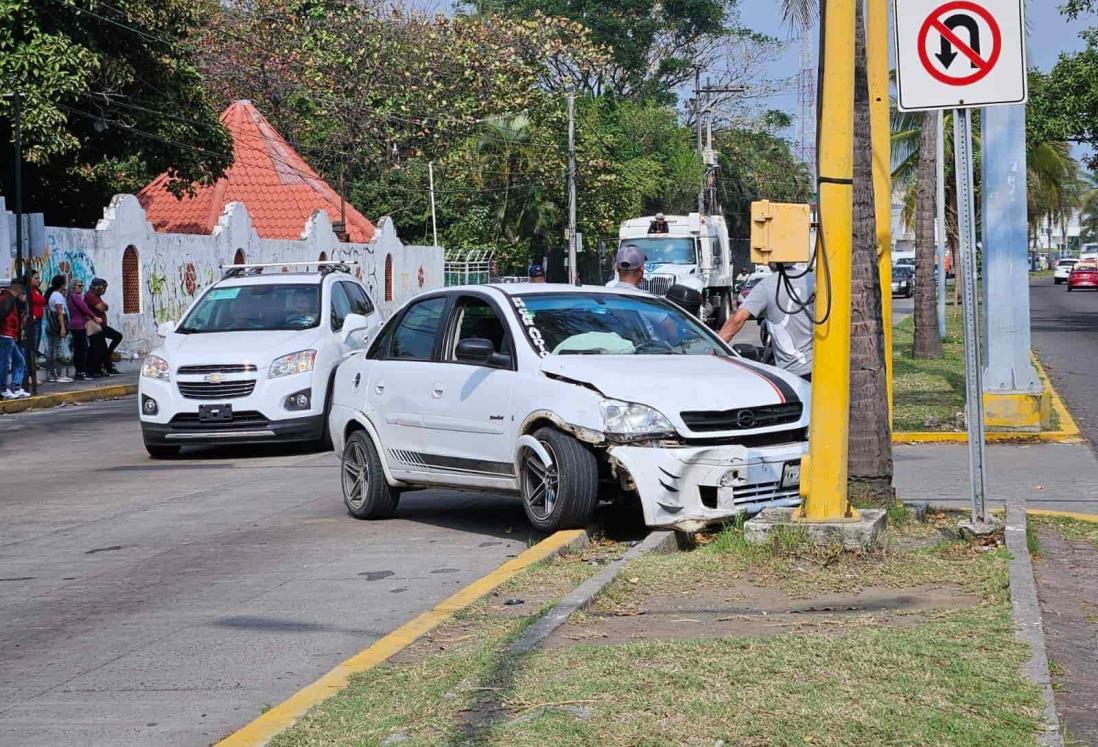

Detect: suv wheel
[520, 426, 597, 532]
[342, 430, 400, 519]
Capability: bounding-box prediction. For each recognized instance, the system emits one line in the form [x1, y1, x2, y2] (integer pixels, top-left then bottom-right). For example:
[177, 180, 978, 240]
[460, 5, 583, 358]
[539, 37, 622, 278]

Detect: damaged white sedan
[329, 284, 809, 533]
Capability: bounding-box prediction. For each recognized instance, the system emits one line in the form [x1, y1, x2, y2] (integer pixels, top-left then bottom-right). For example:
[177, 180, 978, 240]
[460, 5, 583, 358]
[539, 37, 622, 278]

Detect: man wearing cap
[85, 278, 123, 377]
[606, 245, 647, 290]
[648, 213, 669, 234]
[528, 264, 546, 283]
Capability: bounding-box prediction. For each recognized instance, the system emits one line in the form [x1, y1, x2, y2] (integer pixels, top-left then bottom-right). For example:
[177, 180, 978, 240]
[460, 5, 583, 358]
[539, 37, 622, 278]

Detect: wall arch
[233, 248, 246, 265]
[384, 254, 394, 302]
[122, 245, 141, 314]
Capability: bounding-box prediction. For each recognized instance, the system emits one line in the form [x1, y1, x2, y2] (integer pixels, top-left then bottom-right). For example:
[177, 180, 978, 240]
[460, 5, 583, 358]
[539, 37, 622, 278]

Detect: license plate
[781, 461, 802, 488]
[199, 404, 233, 422]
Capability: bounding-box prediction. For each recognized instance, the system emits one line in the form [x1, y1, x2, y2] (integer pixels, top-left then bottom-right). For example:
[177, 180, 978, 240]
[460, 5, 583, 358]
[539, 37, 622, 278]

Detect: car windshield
[177, 283, 321, 333]
[512, 292, 727, 357]
[894, 267, 914, 278]
[619, 237, 696, 265]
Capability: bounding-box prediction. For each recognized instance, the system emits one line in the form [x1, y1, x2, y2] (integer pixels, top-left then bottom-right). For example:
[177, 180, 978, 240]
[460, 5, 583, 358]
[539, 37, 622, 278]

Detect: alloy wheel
[522, 442, 559, 520]
[342, 440, 370, 509]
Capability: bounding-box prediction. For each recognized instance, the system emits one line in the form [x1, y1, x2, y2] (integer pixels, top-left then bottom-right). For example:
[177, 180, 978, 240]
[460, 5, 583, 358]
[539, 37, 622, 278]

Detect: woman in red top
[28, 271, 45, 363]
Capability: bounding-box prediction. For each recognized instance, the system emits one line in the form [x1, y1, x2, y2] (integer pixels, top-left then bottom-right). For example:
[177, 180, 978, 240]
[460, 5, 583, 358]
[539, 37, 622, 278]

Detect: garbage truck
[616, 212, 735, 328]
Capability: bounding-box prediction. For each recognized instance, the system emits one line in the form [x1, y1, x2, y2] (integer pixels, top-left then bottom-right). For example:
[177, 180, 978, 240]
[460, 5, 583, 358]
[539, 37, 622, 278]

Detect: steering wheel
[634, 339, 674, 354]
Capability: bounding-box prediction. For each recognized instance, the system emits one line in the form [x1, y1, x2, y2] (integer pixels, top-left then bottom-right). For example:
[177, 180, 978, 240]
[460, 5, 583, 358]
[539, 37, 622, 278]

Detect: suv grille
[178, 380, 256, 400]
[169, 411, 269, 430]
[681, 403, 803, 432]
[177, 364, 258, 375]
[640, 274, 675, 297]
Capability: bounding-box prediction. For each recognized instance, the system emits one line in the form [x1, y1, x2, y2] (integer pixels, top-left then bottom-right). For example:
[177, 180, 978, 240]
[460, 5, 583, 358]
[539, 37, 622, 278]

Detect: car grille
[699, 481, 800, 509]
[176, 364, 258, 375]
[640, 274, 676, 297]
[169, 411, 269, 431]
[178, 380, 257, 400]
[681, 403, 803, 432]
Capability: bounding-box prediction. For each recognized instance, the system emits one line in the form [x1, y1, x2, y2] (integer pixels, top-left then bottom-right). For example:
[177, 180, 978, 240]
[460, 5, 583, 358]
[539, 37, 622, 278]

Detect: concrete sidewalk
[0, 370, 137, 414]
[895, 442, 1098, 516]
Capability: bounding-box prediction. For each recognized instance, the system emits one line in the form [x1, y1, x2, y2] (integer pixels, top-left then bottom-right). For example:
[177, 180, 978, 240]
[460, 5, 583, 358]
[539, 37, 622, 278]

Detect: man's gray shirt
[740, 271, 814, 377]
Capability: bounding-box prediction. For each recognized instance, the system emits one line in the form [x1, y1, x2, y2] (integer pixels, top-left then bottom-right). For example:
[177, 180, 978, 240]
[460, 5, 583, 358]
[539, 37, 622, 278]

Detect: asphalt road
[0, 399, 543, 746]
[1030, 276, 1098, 448]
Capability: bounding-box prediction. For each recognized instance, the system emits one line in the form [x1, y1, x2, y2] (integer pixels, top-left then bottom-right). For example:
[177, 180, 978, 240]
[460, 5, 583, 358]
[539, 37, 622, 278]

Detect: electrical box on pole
[750, 201, 813, 265]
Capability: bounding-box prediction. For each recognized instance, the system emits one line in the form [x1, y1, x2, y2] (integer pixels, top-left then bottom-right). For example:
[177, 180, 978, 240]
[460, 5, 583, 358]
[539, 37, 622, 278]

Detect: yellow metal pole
[867, 0, 893, 424]
[799, 0, 857, 522]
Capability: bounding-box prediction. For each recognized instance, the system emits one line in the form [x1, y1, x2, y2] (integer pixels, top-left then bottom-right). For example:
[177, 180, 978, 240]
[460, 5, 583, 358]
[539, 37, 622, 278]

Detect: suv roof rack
[219, 261, 357, 279]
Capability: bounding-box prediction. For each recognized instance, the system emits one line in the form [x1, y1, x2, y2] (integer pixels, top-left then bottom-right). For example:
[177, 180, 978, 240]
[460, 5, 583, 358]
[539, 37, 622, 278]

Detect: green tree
[0, 0, 232, 225]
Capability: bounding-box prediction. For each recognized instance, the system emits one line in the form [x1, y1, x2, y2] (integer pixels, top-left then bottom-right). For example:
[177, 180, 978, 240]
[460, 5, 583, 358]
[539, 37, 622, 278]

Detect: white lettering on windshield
[511, 296, 549, 358]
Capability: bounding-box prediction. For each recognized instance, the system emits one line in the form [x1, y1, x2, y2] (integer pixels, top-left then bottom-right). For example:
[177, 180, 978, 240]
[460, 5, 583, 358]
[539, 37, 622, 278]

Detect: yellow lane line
[215, 528, 586, 747]
[1027, 509, 1098, 525]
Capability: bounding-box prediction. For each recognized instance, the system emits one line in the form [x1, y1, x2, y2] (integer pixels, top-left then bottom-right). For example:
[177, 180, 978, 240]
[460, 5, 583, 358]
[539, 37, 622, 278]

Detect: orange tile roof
[137, 100, 375, 243]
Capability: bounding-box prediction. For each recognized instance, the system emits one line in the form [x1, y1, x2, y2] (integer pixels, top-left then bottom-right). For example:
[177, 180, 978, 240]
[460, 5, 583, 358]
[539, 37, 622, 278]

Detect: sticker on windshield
[511, 296, 549, 358]
[207, 287, 241, 300]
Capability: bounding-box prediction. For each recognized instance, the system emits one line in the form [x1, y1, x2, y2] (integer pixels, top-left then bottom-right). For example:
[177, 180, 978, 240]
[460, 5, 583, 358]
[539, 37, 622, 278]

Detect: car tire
[145, 442, 180, 459]
[520, 426, 598, 533]
[341, 430, 400, 519]
[1055, 279, 1063, 285]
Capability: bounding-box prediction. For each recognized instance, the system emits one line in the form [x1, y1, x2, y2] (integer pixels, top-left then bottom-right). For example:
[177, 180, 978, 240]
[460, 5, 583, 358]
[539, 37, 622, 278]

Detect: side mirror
[341, 313, 370, 344]
[157, 321, 176, 338]
[455, 337, 495, 365]
[732, 343, 763, 362]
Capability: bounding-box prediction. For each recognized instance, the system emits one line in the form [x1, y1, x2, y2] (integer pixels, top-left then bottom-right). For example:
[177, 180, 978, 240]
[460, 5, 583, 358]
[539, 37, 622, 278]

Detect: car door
[366, 294, 449, 476]
[415, 293, 518, 482]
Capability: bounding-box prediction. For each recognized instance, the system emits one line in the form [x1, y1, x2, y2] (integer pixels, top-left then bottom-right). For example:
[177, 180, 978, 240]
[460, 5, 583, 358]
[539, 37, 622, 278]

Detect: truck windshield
[176, 284, 321, 333]
[512, 293, 726, 357]
[619, 237, 696, 265]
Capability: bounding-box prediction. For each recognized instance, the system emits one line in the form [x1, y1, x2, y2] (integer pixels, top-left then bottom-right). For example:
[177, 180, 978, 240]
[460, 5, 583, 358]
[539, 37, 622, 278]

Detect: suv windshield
[619, 237, 696, 265]
[513, 293, 726, 357]
[177, 284, 321, 333]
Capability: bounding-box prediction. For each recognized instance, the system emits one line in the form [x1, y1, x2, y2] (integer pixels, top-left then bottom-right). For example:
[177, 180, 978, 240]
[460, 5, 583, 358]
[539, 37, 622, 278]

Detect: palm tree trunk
[848, 0, 893, 500]
[913, 111, 943, 358]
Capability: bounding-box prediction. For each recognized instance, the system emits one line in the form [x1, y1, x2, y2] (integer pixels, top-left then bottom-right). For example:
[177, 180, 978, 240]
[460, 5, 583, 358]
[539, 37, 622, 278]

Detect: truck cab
[616, 212, 734, 328]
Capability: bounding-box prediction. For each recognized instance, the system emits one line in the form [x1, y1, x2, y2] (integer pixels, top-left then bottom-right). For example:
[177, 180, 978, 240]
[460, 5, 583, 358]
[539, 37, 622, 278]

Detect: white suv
[329, 284, 809, 533]
[139, 263, 380, 458]
[1054, 258, 1078, 284]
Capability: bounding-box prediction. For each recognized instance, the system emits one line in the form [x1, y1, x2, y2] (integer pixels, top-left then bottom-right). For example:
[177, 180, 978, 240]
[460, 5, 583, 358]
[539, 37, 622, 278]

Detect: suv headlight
[141, 355, 170, 381]
[599, 399, 676, 439]
[269, 349, 317, 379]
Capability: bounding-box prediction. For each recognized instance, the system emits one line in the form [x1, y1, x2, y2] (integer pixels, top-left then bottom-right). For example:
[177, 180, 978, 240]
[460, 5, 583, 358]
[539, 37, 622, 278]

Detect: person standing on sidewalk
[44, 275, 72, 384]
[66, 279, 101, 381]
[0, 281, 31, 399]
[27, 270, 45, 364]
[85, 278, 122, 377]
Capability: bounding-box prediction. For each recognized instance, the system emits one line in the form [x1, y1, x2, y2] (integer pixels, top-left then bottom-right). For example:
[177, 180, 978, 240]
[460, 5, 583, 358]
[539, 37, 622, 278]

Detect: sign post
[894, 0, 1026, 533]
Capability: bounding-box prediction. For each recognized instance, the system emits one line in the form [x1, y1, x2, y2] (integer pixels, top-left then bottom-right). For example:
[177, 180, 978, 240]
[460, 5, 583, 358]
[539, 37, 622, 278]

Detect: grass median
[271, 515, 1041, 747]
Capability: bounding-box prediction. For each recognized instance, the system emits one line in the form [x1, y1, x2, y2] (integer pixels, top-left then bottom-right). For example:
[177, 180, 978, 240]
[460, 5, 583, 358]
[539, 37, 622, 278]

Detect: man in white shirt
[606, 245, 646, 290]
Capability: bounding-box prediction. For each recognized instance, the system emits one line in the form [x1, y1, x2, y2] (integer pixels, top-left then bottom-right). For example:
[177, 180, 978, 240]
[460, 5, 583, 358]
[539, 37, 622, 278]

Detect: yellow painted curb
[215, 528, 587, 747]
[891, 355, 1084, 445]
[0, 383, 136, 414]
[1027, 509, 1098, 525]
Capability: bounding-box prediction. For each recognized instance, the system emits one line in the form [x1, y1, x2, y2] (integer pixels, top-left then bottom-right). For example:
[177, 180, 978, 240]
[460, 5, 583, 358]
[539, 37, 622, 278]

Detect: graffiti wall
[1, 195, 442, 357]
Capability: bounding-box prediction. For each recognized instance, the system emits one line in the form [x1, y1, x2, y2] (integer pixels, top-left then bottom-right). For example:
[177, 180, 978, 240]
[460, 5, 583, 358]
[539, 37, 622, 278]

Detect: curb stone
[0, 383, 136, 414]
[1005, 502, 1064, 747]
[509, 530, 678, 655]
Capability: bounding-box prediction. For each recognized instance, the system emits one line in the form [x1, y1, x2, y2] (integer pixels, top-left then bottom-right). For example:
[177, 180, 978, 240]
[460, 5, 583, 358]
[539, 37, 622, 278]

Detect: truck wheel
[342, 430, 400, 519]
[520, 427, 598, 533]
[145, 443, 180, 459]
[709, 290, 732, 330]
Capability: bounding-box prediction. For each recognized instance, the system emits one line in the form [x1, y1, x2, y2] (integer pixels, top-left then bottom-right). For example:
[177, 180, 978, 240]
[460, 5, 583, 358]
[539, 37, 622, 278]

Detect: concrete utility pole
[936, 111, 947, 341]
[800, 0, 856, 521]
[695, 67, 704, 216]
[693, 75, 746, 216]
[981, 104, 1045, 429]
[866, 0, 892, 417]
[428, 161, 438, 248]
[566, 90, 578, 285]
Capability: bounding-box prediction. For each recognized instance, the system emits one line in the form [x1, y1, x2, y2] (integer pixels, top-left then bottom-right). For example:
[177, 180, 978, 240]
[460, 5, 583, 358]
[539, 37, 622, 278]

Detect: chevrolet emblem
[205, 373, 225, 383]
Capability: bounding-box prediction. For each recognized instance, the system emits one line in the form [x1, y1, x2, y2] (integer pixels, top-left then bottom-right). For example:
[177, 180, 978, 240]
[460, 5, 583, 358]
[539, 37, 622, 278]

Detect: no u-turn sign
[894, 0, 1027, 111]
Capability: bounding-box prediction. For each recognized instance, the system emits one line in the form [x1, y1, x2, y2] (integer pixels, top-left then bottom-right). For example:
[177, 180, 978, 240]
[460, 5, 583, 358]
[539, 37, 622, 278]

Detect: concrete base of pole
[743, 507, 887, 551]
[983, 390, 1051, 432]
[958, 515, 1004, 539]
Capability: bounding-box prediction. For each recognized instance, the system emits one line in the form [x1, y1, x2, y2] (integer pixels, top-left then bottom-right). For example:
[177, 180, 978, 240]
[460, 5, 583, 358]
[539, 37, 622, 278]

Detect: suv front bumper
[141, 413, 325, 446]
[609, 440, 808, 532]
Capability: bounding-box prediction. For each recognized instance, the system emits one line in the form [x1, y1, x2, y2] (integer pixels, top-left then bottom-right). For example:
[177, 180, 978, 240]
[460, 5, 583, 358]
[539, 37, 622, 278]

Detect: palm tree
[1028, 140, 1080, 258]
[1079, 174, 1098, 244]
[911, 112, 943, 358]
[781, 0, 893, 498]
[477, 114, 536, 244]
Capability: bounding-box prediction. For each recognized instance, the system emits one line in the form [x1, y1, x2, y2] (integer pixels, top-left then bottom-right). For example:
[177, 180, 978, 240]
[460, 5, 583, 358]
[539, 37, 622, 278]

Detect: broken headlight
[599, 399, 676, 439]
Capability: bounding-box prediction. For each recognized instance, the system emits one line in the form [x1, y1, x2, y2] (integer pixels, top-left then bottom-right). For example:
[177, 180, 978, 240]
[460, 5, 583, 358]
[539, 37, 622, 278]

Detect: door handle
[431, 382, 445, 398]
[374, 380, 385, 395]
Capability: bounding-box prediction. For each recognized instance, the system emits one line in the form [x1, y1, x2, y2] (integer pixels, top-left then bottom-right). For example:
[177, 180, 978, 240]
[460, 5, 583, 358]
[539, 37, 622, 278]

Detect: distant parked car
[1067, 263, 1098, 292]
[1055, 259, 1078, 284]
[891, 266, 915, 298]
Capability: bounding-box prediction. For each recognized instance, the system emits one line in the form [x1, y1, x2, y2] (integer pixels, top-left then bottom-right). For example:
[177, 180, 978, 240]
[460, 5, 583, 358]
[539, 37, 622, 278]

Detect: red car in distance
[1067, 263, 1098, 291]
